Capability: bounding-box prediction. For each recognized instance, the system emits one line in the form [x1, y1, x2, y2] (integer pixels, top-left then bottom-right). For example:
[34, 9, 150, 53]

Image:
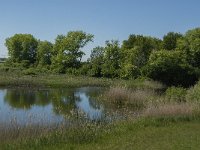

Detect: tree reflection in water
[4, 87, 104, 120]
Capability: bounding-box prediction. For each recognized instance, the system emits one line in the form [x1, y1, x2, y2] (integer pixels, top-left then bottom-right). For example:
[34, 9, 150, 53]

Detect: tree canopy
[4, 27, 200, 87]
[36, 41, 53, 67]
[51, 31, 93, 73]
[162, 32, 183, 50]
[5, 34, 38, 65]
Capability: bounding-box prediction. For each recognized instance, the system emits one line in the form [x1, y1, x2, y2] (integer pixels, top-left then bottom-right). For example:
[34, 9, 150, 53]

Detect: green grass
[80, 121, 200, 150]
[0, 71, 164, 90]
[97, 121, 200, 150]
[2, 119, 200, 150]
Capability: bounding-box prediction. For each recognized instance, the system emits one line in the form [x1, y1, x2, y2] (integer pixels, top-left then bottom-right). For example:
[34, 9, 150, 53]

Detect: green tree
[177, 28, 200, 68]
[5, 34, 38, 65]
[144, 50, 198, 87]
[102, 40, 121, 78]
[88, 46, 105, 77]
[51, 31, 93, 73]
[162, 32, 183, 50]
[36, 41, 53, 67]
[120, 35, 161, 78]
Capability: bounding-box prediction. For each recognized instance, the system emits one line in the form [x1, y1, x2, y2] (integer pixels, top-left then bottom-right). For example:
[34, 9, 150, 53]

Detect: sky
[0, 0, 200, 60]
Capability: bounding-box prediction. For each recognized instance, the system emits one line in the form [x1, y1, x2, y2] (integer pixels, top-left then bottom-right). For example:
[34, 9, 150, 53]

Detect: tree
[177, 28, 200, 68]
[102, 40, 121, 78]
[120, 35, 161, 78]
[36, 41, 53, 67]
[88, 46, 105, 77]
[51, 31, 93, 73]
[5, 34, 38, 65]
[162, 32, 183, 50]
[144, 50, 198, 87]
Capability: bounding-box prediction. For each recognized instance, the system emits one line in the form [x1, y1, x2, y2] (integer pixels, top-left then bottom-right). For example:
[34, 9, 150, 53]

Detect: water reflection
[50, 89, 78, 117]
[1, 87, 104, 124]
[4, 89, 51, 109]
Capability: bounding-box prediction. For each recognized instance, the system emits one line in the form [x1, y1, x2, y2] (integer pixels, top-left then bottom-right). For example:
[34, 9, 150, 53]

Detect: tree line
[3, 28, 200, 87]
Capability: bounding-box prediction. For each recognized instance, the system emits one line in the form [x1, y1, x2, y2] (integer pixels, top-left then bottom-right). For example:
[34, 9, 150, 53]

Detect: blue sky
[0, 0, 200, 60]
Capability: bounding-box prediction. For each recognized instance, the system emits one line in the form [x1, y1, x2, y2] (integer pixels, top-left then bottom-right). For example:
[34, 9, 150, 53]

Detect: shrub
[186, 81, 200, 103]
[0, 66, 9, 72]
[144, 50, 199, 87]
[165, 86, 187, 103]
[35, 67, 51, 74]
[22, 68, 37, 75]
[119, 64, 140, 79]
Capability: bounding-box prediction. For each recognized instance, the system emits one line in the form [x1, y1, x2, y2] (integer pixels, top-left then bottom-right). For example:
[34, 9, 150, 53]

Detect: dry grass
[103, 87, 157, 109]
[103, 86, 199, 119]
[137, 80, 164, 90]
[0, 120, 63, 144]
[105, 87, 129, 103]
[143, 103, 194, 117]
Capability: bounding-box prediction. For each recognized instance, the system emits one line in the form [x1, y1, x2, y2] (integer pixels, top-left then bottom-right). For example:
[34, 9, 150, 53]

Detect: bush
[119, 64, 140, 79]
[22, 68, 37, 75]
[144, 50, 199, 87]
[186, 81, 200, 103]
[0, 64, 22, 73]
[165, 87, 187, 103]
[0, 66, 9, 72]
[78, 64, 90, 76]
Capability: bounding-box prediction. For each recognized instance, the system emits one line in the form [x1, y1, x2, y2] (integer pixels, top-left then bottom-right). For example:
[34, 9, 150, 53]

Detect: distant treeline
[0, 58, 6, 62]
[3, 28, 200, 87]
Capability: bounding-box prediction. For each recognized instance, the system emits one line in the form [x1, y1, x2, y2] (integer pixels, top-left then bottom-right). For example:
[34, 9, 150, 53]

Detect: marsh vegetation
[1, 80, 200, 149]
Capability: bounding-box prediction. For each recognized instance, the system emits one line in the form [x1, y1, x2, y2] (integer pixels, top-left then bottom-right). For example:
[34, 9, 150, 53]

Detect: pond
[0, 87, 110, 126]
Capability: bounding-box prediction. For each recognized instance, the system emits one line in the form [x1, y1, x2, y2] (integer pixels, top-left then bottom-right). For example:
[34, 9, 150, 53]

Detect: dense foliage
[5, 34, 38, 66]
[143, 50, 198, 86]
[3, 28, 200, 87]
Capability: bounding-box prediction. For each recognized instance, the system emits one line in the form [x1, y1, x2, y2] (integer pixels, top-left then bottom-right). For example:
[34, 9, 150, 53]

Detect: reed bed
[143, 103, 194, 117]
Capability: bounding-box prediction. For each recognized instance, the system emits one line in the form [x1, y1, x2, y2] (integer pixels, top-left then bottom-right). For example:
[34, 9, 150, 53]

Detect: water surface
[0, 87, 106, 125]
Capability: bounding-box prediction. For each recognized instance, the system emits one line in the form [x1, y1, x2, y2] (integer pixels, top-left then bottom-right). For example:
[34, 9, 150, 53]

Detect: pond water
[0, 87, 108, 126]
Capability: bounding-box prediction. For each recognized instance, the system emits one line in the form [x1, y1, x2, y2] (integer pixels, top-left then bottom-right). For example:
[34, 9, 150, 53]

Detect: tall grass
[143, 103, 194, 117]
[0, 122, 108, 150]
[101, 86, 200, 120]
[0, 112, 110, 149]
[186, 80, 200, 103]
[101, 86, 161, 110]
[165, 86, 187, 103]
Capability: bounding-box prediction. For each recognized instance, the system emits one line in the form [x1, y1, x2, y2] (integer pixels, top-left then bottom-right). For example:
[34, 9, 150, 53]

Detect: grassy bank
[1, 118, 200, 150]
[0, 70, 164, 90]
[79, 120, 200, 150]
